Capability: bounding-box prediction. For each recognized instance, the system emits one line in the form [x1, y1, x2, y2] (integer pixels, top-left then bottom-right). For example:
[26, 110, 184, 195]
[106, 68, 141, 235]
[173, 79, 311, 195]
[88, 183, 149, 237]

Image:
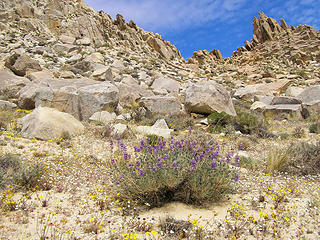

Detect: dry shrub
[265, 148, 290, 173]
[266, 141, 320, 175]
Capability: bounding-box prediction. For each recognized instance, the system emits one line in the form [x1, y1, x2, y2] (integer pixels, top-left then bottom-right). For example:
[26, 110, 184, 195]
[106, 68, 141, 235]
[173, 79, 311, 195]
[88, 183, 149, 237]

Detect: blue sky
[84, 0, 320, 60]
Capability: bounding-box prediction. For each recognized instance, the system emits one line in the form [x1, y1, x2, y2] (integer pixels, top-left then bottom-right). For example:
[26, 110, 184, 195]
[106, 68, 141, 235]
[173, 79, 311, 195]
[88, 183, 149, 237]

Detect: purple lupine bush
[109, 132, 240, 207]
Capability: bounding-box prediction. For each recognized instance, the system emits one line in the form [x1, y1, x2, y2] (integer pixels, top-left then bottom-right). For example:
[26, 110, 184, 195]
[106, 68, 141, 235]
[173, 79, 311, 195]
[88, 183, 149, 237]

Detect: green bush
[208, 110, 267, 136]
[309, 123, 319, 133]
[0, 154, 48, 191]
[109, 134, 239, 207]
[208, 112, 232, 133]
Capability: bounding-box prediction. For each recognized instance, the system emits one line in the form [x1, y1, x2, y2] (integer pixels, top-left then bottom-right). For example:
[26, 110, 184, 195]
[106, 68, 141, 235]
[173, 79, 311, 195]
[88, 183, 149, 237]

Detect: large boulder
[234, 79, 291, 98]
[139, 96, 184, 116]
[0, 70, 31, 98]
[5, 53, 42, 76]
[18, 78, 119, 120]
[19, 107, 84, 140]
[151, 77, 180, 93]
[185, 81, 236, 116]
[297, 85, 320, 104]
[117, 81, 154, 108]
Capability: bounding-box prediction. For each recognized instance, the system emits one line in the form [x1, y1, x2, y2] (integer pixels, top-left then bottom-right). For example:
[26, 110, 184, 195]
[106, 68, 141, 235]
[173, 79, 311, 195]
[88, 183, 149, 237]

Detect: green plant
[109, 133, 239, 207]
[309, 123, 319, 133]
[239, 156, 256, 169]
[0, 154, 48, 191]
[208, 110, 267, 136]
[296, 71, 307, 79]
[234, 110, 259, 134]
[146, 135, 162, 146]
[208, 111, 232, 133]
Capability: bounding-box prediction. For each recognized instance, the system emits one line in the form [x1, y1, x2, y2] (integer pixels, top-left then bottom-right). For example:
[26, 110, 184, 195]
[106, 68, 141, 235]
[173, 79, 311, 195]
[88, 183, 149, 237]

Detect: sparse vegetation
[109, 133, 239, 207]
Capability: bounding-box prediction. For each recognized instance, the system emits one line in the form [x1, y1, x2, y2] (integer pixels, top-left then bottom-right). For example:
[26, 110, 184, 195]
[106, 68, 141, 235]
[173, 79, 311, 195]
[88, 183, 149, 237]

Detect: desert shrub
[239, 156, 256, 170]
[233, 110, 260, 134]
[208, 110, 268, 137]
[109, 133, 239, 207]
[266, 142, 320, 175]
[265, 148, 290, 173]
[292, 126, 305, 138]
[0, 154, 48, 191]
[285, 142, 320, 175]
[164, 114, 194, 131]
[309, 123, 319, 133]
[208, 112, 232, 133]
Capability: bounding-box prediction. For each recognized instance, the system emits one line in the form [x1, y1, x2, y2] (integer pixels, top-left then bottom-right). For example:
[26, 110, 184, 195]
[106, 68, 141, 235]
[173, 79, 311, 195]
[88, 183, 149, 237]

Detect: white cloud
[84, 0, 248, 32]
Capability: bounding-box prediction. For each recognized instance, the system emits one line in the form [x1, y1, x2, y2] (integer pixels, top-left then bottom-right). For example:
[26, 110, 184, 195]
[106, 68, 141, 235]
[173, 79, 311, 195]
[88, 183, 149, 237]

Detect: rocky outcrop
[19, 107, 84, 140]
[5, 53, 42, 76]
[188, 49, 223, 65]
[0, 70, 31, 98]
[18, 78, 119, 120]
[231, 12, 320, 66]
[184, 81, 236, 116]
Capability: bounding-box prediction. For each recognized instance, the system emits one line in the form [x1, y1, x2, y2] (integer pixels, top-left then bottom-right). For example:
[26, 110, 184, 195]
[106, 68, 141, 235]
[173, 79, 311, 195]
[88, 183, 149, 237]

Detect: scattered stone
[135, 125, 173, 138]
[19, 107, 84, 140]
[5, 53, 42, 76]
[0, 100, 17, 109]
[152, 119, 169, 129]
[89, 111, 116, 124]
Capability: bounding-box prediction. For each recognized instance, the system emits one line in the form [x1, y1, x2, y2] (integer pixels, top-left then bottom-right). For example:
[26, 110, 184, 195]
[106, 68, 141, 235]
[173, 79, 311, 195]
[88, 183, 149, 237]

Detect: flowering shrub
[109, 131, 240, 207]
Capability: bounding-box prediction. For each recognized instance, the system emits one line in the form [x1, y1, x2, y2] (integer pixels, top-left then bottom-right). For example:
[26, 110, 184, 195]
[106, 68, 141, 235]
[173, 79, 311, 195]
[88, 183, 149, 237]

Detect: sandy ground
[0, 122, 320, 240]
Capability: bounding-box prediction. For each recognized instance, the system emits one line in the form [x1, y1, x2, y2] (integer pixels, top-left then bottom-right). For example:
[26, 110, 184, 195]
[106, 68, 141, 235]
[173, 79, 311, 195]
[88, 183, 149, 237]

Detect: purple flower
[128, 163, 132, 167]
[191, 159, 197, 167]
[110, 140, 114, 147]
[211, 151, 219, 159]
[211, 161, 216, 169]
[157, 160, 162, 168]
[140, 140, 145, 146]
[111, 158, 115, 164]
[234, 174, 239, 181]
[115, 181, 120, 185]
[172, 162, 177, 168]
[226, 153, 231, 163]
[238, 144, 243, 150]
[163, 154, 168, 160]
[124, 152, 131, 161]
[136, 160, 141, 167]
[188, 127, 192, 136]
[120, 142, 126, 151]
[152, 167, 156, 172]
[235, 155, 240, 167]
[139, 169, 145, 176]
[134, 146, 140, 152]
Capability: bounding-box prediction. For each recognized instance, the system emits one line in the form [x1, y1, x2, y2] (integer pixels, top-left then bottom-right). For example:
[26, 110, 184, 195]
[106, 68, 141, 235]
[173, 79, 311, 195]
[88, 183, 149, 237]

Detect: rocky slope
[0, 0, 319, 133]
